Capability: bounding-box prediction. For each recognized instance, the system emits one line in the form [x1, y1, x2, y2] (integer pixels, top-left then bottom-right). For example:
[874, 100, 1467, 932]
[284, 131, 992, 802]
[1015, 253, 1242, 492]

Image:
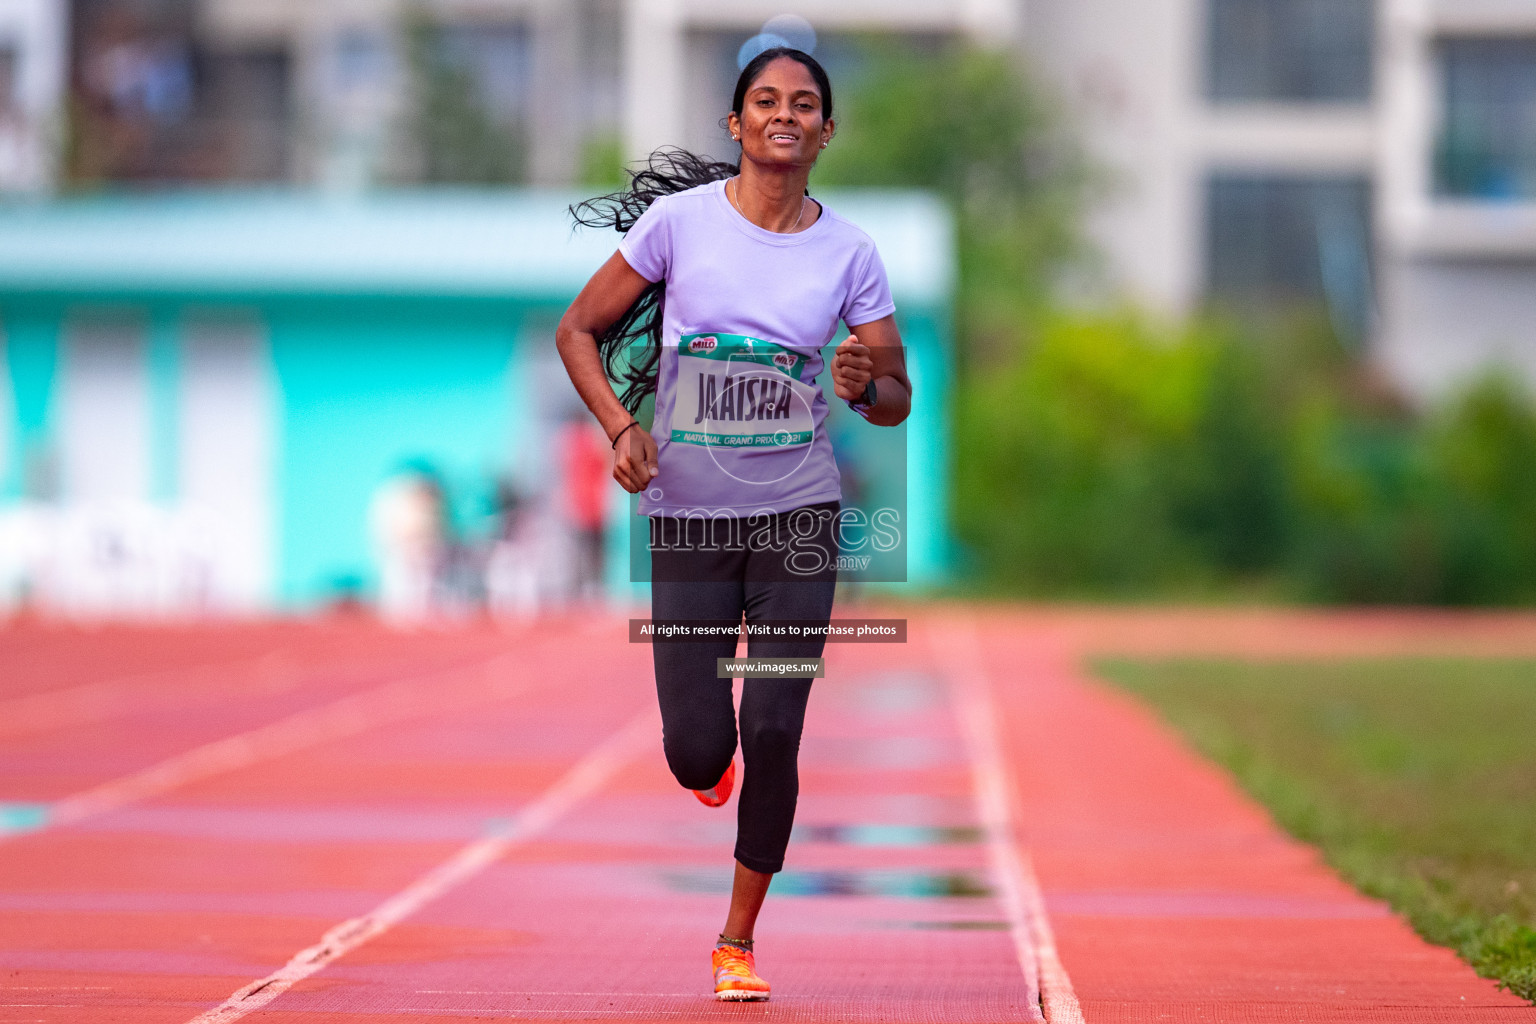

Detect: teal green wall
[2, 301, 214, 506]
[148, 312, 180, 503]
[269, 298, 535, 607]
[820, 304, 950, 587]
[1, 306, 59, 501]
[899, 306, 952, 586]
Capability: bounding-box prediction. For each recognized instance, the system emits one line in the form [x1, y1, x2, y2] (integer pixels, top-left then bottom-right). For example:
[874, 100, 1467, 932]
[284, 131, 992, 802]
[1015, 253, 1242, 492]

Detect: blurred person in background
[558, 414, 610, 601]
[483, 475, 580, 618]
[483, 478, 535, 617]
[369, 463, 448, 624]
[559, 47, 911, 1001]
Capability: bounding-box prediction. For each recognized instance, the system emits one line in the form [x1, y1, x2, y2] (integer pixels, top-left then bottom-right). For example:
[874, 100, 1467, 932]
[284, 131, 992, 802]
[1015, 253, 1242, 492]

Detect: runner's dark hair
[569, 47, 832, 414]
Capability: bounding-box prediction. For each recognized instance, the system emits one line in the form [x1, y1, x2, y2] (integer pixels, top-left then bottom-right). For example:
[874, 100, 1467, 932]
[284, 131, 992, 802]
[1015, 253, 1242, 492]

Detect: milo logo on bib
[671, 333, 817, 449]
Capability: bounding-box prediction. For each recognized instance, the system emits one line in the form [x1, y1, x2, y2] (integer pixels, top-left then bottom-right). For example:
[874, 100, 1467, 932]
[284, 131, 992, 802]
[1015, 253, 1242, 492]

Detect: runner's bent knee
[662, 728, 736, 790]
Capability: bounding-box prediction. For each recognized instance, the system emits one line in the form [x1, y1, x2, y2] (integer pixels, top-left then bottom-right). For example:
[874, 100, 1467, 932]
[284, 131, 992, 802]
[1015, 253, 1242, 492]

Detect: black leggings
[650, 502, 838, 874]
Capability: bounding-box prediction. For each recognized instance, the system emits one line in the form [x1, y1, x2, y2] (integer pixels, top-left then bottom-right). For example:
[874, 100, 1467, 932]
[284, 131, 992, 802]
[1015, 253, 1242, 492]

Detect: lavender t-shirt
[618, 179, 896, 517]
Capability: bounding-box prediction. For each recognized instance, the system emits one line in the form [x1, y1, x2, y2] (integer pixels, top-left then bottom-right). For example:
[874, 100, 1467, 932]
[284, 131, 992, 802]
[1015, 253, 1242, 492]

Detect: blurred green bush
[957, 310, 1536, 603]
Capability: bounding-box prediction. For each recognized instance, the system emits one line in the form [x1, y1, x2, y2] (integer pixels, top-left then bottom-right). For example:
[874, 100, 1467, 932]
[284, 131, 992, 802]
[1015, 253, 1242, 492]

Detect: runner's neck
[729, 167, 820, 234]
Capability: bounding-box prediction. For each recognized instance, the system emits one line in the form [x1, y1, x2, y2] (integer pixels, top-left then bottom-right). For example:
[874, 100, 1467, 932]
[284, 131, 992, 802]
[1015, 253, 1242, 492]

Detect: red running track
[0, 608, 1533, 1023]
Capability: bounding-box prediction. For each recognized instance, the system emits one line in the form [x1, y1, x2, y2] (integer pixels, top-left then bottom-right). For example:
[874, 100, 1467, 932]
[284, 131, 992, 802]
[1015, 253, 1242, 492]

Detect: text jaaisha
[695, 372, 795, 425]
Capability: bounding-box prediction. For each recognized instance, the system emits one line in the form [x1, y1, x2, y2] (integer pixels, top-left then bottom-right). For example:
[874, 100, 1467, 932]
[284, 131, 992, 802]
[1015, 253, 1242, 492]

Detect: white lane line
[932, 619, 1085, 1024]
[1, 653, 530, 842]
[185, 709, 657, 1024]
[0, 651, 296, 739]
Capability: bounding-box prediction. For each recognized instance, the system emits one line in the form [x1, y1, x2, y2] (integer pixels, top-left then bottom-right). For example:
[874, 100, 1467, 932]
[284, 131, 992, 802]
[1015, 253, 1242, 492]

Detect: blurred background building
[7, 0, 1529, 386]
[2, 0, 1535, 614]
[1031, 0, 1536, 397]
[0, 0, 958, 615]
[623, 0, 1533, 400]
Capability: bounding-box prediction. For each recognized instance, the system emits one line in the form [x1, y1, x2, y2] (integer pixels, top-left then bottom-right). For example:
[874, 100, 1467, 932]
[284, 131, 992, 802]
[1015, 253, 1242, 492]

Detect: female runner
[557, 46, 912, 1001]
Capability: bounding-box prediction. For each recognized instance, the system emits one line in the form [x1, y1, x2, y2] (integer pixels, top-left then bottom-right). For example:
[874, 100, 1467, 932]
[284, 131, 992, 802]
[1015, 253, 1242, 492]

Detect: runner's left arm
[830, 315, 911, 427]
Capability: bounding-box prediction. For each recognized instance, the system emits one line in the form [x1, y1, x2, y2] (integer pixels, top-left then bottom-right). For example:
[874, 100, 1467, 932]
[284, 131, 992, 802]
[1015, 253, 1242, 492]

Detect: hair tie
[612, 420, 642, 449]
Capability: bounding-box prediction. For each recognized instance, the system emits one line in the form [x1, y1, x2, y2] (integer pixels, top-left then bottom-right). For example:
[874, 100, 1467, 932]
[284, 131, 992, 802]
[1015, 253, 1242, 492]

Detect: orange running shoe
[712, 941, 770, 1001]
[693, 759, 735, 807]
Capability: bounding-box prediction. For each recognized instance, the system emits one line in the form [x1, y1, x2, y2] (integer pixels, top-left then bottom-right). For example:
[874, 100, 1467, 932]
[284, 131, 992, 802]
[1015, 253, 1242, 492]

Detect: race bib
[670, 333, 818, 449]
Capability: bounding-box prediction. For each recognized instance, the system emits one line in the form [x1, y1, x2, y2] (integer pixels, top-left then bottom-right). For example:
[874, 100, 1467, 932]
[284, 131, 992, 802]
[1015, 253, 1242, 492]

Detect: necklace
[729, 176, 808, 232]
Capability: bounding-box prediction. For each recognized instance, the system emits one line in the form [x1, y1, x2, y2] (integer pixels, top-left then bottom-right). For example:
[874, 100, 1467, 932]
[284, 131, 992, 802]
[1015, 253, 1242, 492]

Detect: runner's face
[730, 58, 832, 169]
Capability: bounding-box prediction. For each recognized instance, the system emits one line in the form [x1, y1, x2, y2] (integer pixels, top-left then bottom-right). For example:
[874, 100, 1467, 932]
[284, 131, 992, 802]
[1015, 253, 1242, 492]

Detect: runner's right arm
[557, 251, 660, 494]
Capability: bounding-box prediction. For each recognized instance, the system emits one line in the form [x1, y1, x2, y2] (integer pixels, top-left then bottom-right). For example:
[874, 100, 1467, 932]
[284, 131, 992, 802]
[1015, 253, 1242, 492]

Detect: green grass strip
[1094, 657, 1536, 1003]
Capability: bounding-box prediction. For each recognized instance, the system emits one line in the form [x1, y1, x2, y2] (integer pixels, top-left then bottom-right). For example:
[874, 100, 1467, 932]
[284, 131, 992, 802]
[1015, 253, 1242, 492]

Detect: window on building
[70, 32, 291, 182]
[1206, 0, 1374, 103]
[1435, 38, 1536, 200]
[1205, 174, 1374, 340]
[436, 23, 530, 124]
[332, 29, 392, 97]
[192, 48, 292, 181]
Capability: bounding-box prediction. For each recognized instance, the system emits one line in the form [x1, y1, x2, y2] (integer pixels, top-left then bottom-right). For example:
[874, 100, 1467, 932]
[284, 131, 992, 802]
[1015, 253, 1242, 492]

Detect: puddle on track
[664, 868, 993, 899]
[793, 823, 983, 846]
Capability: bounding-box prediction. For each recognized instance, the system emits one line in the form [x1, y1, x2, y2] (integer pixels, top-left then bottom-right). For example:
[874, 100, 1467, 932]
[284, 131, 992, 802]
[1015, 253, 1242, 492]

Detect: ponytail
[569, 148, 738, 413]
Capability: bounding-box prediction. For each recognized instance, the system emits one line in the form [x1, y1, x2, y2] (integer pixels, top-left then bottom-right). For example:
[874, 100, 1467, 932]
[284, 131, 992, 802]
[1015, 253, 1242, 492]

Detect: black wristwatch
[851, 378, 877, 413]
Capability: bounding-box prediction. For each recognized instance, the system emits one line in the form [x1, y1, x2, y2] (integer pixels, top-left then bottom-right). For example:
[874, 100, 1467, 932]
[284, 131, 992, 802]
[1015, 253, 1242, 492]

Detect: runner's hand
[831, 335, 873, 403]
[613, 424, 659, 493]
